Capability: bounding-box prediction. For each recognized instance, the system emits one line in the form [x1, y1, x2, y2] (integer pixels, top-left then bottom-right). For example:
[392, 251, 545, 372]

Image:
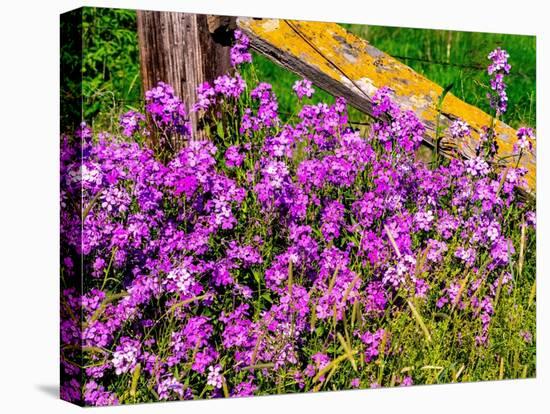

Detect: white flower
[207, 365, 223, 389]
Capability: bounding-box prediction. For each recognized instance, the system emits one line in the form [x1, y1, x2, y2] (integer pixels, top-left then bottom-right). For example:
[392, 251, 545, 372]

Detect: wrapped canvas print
[60, 7, 536, 406]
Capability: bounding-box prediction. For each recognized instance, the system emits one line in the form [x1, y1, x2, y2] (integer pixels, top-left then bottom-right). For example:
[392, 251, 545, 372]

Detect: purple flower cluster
[225, 145, 246, 168]
[194, 73, 246, 112]
[112, 337, 141, 375]
[145, 81, 190, 137]
[487, 47, 511, 115]
[293, 79, 315, 100]
[359, 329, 387, 362]
[230, 30, 252, 67]
[515, 127, 535, 153]
[241, 82, 280, 134]
[449, 119, 471, 139]
[370, 86, 424, 152]
[84, 380, 119, 406]
[119, 110, 146, 137]
[321, 200, 345, 241]
[157, 375, 186, 400]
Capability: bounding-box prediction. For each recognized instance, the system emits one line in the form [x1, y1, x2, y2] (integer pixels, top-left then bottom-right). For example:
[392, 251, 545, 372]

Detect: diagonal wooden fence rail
[236, 17, 536, 192]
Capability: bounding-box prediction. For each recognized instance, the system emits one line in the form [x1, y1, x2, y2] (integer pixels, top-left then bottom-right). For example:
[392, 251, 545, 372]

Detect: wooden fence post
[136, 11, 235, 143]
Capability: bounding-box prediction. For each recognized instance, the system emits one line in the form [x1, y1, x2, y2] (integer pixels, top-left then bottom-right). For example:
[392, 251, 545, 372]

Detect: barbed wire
[390, 54, 532, 79]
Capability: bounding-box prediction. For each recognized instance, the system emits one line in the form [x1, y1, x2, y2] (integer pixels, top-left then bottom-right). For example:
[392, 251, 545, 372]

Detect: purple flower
[359, 328, 387, 362]
[307, 353, 331, 382]
[400, 376, 413, 387]
[321, 200, 345, 241]
[383, 255, 416, 288]
[520, 330, 533, 344]
[515, 127, 535, 152]
[119, 110, 146, 137]
[491, 237, 515, 265]
[293, 79, 315, 99]
[214, 73, 246, 99]
[145, 81, 190, 137]
[449, 120, 471, 139]
[314, 247, 360, 321]
[370, 86, 424, 152]
[169, 316, 213, 366]
[242, 82, 280, 132]
[231, 30, 252, 67]
[192, 347, 218, 374]
[454, 246, 476, 267]
[526, 211, 536, 228]
[163, 259, 203, 298]
[414, 278, 429, 298]
[414, 209, 434, 231]
[465, 156, 490, 177]
[487, 47, 511, 115]
[112, 337, 141, 375]
[225, 145, 245, 168]
[427, 239, 448, 263]
[226, 241, 262, 267]
[194, 82, 216, 111]
[365, 281, 387, 314]
[488, 48, 511, 75]
[372, 86, 400, 118]
[157, 375, 185, 400]
[232, 379, 258, 397]
[84, 380, 119, 406]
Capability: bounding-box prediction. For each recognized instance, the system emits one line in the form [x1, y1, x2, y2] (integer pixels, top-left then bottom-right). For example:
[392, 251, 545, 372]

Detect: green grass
[343, 24, 536, 129]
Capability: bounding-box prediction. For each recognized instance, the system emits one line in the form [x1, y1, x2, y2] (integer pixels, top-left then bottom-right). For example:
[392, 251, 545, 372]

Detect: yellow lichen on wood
[237, 17, 535, 192]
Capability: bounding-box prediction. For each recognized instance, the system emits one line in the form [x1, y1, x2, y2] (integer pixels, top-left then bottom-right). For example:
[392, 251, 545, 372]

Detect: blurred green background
[78, 8, 536, 130]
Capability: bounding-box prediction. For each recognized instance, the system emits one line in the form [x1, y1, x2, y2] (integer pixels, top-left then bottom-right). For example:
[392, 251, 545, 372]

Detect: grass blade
[337, 332, 357, 372]
[518, 221, 526, 277]
[384, 224, 401, 258]
[407, 299, 432, 343]
[130, 363, 141, 398]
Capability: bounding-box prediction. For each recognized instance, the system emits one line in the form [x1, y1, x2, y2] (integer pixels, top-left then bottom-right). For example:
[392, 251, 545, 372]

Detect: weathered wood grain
[237, 17, 535, 192]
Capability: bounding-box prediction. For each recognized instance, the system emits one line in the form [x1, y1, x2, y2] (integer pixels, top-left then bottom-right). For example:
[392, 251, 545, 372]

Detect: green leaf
[217, 121, 225, 139]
